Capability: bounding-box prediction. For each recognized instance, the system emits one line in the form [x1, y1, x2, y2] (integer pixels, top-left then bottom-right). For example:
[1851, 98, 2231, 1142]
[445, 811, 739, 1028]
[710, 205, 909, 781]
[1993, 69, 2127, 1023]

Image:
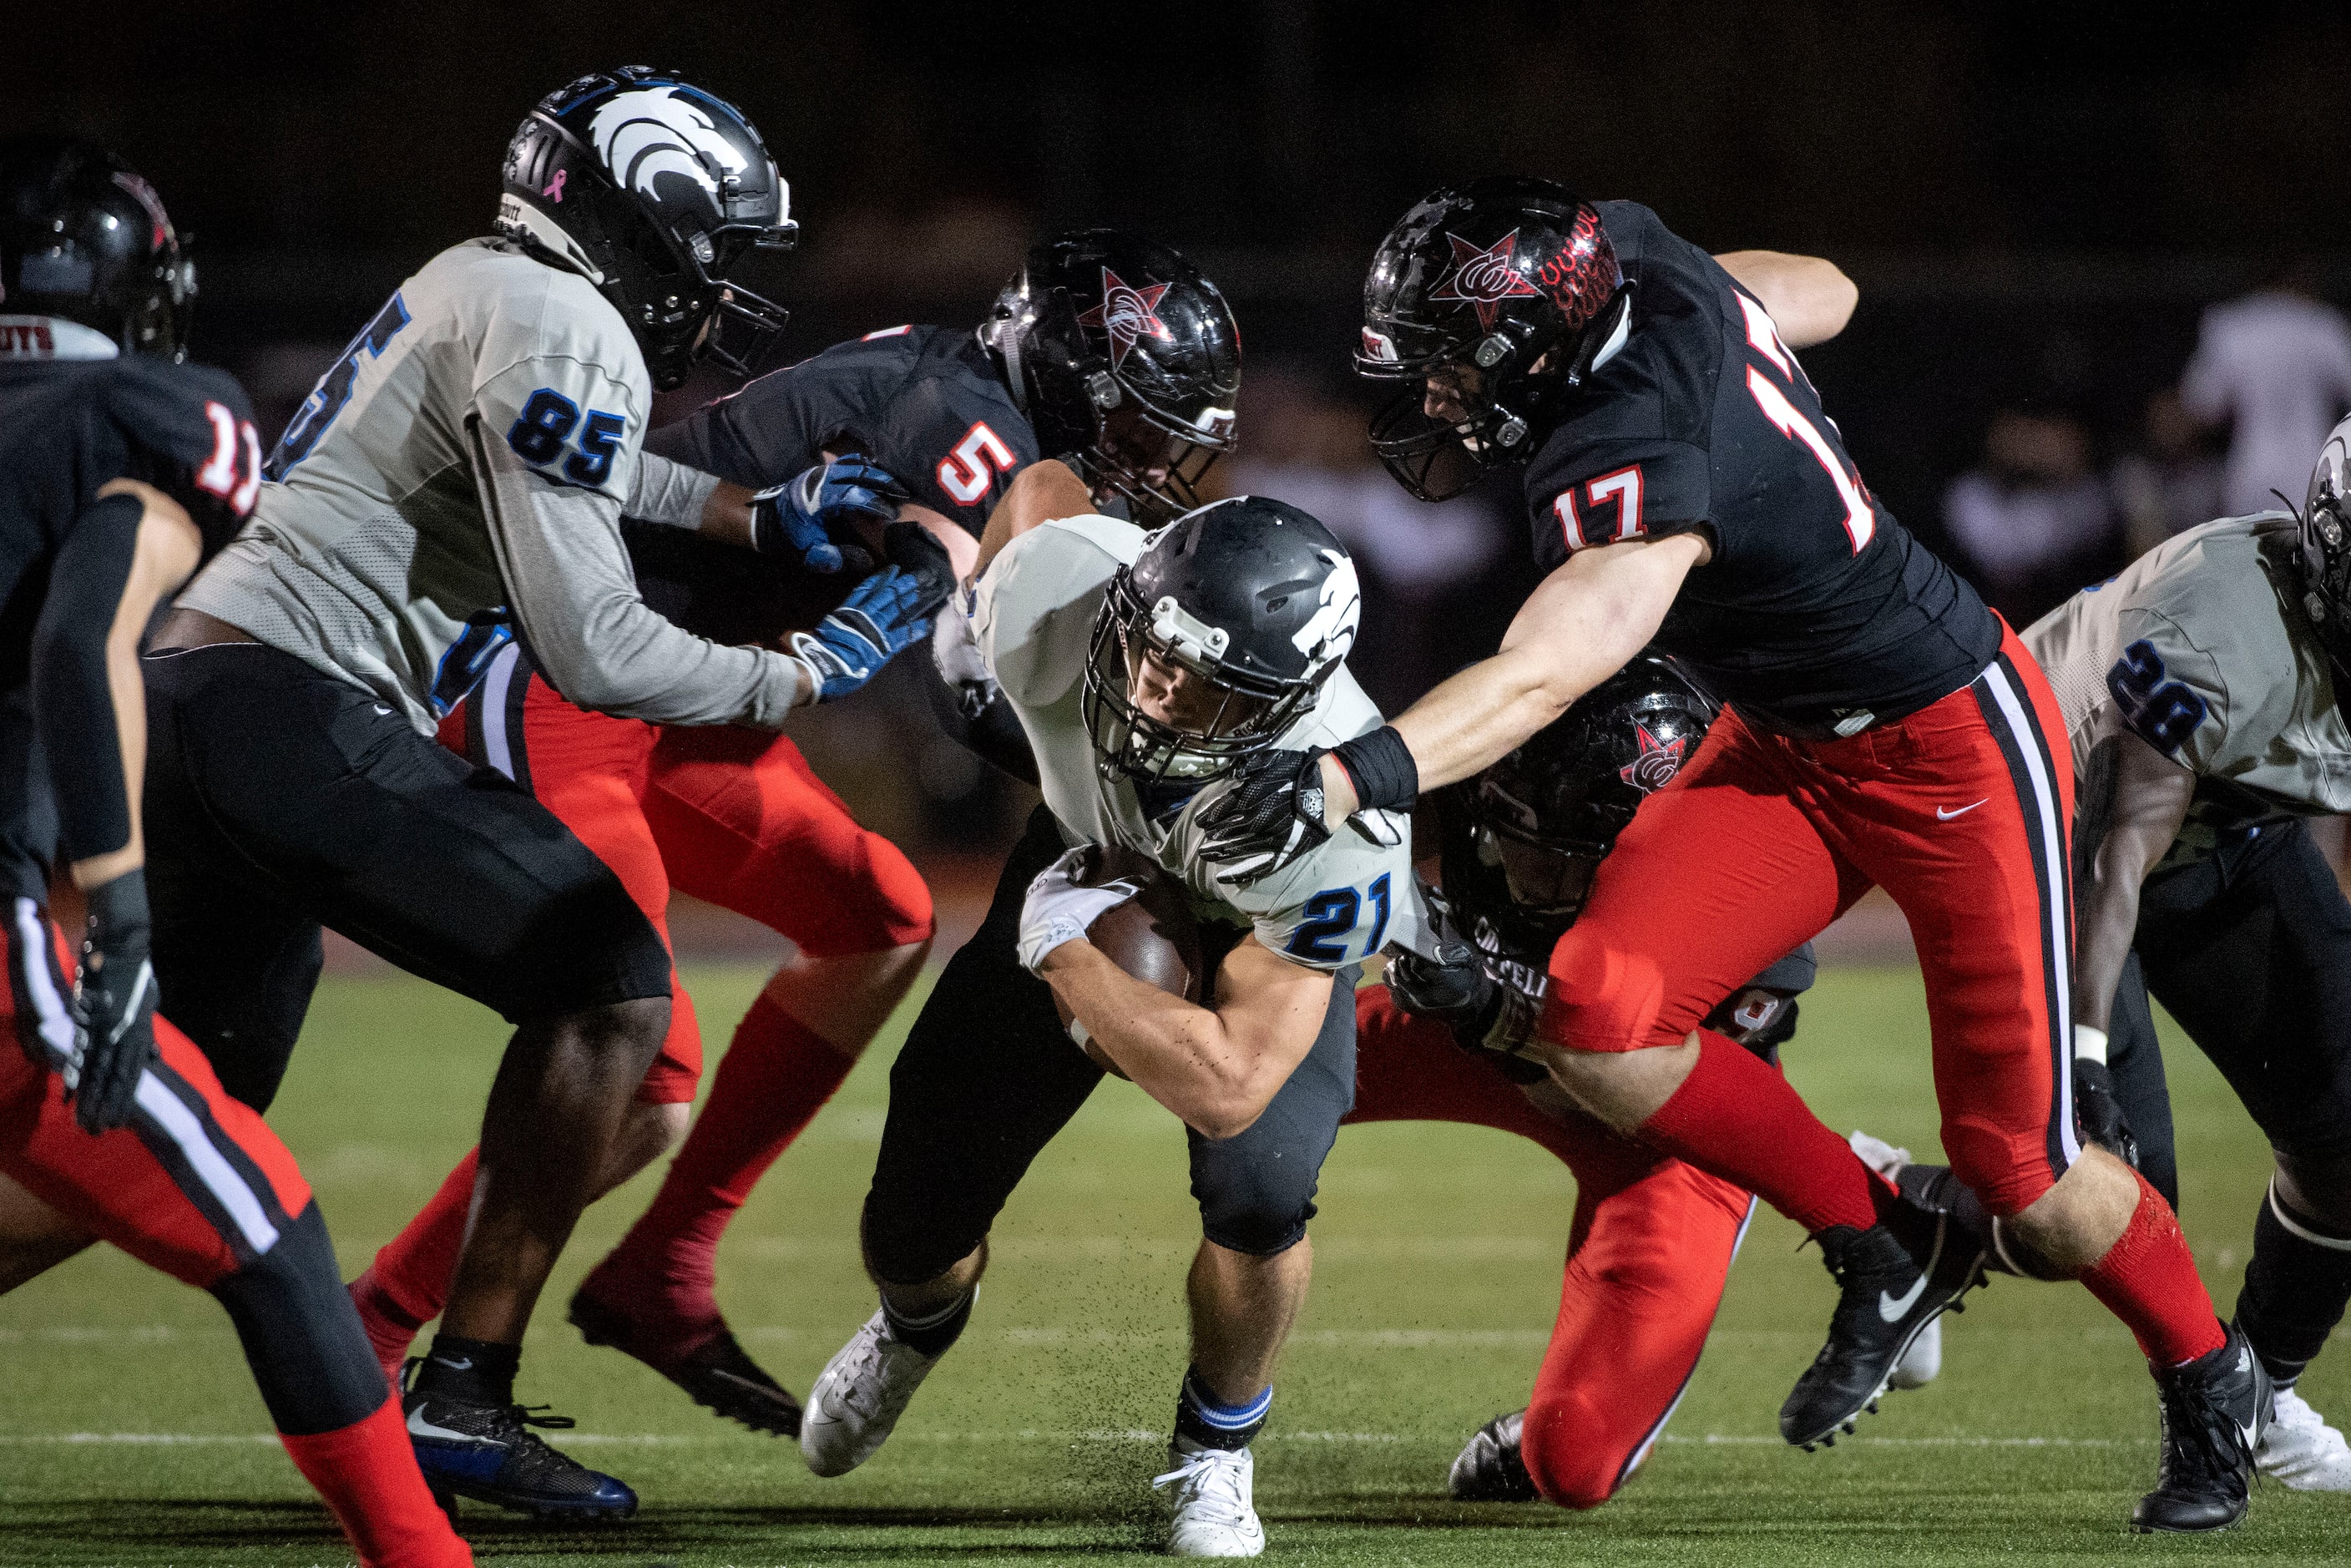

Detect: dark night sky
[9, 1, 2345, 568]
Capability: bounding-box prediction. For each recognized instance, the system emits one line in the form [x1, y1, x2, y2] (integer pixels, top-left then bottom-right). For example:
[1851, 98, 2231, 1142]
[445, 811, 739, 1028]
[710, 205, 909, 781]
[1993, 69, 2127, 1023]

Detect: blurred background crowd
[10, 0, 2349, 936]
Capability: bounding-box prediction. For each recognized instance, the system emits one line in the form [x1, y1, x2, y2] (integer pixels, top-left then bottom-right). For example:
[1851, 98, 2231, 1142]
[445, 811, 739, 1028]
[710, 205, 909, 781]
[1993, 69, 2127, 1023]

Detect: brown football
[1050, 845, 1204, 1079]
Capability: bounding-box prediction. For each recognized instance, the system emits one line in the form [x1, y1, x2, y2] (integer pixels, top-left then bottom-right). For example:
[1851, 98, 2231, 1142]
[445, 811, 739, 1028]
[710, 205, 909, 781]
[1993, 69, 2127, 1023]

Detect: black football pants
[862, 806, 1358, 1284]
[141, 643, 672, 1110]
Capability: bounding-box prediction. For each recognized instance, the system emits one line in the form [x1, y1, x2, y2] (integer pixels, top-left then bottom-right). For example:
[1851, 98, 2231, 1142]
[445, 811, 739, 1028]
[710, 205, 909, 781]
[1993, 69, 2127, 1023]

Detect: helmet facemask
[1471, 775, 1624, 923]
[1082, 570, 1312, 785]
[1358, 286, 1629, 503]
[1069, 393, 1234, 526]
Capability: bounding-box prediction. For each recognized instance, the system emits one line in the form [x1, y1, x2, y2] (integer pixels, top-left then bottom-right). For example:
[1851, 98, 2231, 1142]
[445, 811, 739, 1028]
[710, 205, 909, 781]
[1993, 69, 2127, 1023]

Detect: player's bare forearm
[1378, 534, 1706, 800]
[973, 458, 1094, 580]
[1712, 250, 1858, 348]
[1039, 936, 1332, 1140]
[69, 480, 200, 890]
[696, 481, 761, 550]
[2071, 733, 2195, 1034]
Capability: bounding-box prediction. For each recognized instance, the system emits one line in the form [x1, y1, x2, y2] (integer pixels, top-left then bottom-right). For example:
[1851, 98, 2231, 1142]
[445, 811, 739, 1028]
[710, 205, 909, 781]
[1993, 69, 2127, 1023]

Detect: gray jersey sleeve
[625, 450, 720, 531]
[467, 409, 804, 729]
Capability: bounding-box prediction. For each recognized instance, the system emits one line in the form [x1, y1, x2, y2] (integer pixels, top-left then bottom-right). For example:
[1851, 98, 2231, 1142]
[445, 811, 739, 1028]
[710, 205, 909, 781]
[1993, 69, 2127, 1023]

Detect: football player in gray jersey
[138, 68, 937, 1521]
[2025, 414, 2351, 1492]
[796, 464, 1424, 1556]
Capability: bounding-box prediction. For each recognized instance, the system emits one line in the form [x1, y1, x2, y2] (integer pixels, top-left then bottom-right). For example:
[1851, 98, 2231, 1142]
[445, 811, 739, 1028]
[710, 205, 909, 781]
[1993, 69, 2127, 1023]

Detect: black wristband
[83, 868, 151, 943]
[1328, 725, 1419, 812]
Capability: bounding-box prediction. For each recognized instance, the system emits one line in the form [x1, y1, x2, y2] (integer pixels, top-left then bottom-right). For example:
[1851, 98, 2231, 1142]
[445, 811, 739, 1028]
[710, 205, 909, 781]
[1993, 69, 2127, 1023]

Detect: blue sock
[1174, 1366, 1272, 1451]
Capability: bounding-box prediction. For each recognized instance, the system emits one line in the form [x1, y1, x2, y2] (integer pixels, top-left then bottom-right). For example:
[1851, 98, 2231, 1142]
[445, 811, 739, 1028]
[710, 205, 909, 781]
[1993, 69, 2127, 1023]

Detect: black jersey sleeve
[643, 331, 902, 486]
[112, 360, 265, 541]
[880, 351, 1043, 536]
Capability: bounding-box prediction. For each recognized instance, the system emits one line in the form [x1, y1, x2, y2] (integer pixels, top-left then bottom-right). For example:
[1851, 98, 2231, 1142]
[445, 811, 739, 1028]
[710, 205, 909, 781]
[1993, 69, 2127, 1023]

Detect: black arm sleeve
[30, 491, 144, 865]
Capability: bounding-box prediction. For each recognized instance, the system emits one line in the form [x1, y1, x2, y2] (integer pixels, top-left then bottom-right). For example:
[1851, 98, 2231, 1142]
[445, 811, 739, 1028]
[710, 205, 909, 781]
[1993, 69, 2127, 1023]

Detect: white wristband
[1066, 1016, 1091, 1050]
[2073, 1024, 2109, 1065]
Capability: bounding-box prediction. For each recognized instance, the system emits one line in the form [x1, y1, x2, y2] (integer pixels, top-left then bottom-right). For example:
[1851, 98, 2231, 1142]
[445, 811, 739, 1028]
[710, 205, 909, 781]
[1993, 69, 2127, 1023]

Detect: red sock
[2080, 1168, 2227, 1366]
[586, 994, 856, 1329]
[364, 1148, 477, 1329]
[280, 1393, 473, 1568]
[1637, 1029, 1889, 1234]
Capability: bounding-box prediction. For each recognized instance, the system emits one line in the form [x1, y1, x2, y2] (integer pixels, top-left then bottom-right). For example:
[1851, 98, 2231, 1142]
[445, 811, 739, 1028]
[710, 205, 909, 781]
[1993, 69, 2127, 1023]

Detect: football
[1049, 844, 1203, 1078]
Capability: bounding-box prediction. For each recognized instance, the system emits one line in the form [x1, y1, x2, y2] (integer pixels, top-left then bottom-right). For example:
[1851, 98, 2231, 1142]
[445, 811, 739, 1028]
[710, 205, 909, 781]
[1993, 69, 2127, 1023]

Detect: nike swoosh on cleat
[431, 1354, 473, 1371]
[1878, 1220, 1945, 1323]
[407, 1405, 499, 1444]
[1936, 800, 1990, 820]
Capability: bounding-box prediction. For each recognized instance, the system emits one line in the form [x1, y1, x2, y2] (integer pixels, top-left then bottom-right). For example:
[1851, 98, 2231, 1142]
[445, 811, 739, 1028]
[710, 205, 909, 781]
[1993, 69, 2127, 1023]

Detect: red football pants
[1348, 985, 1753, 1507]
[441, 645, 934, 1101]
[0, 897, 311, 1286]
[1543, 626, 2077, 1216]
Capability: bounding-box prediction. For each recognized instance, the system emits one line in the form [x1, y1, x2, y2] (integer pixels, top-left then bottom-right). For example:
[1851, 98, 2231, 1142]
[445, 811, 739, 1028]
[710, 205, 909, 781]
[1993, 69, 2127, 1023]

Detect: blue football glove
[751, 456, 902, 574]
[786, 568, 935, 703]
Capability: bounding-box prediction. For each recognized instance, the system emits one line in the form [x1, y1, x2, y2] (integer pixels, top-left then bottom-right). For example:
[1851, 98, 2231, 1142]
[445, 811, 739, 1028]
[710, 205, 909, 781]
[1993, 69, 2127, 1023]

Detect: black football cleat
[569, 1287, 803, 1437]
[403, 1373, 637, 1523]
[1781, 1196, 1987, 1449]
[2132, 1322, 2270, 1533]
[1449, 1410, 1540, 1502]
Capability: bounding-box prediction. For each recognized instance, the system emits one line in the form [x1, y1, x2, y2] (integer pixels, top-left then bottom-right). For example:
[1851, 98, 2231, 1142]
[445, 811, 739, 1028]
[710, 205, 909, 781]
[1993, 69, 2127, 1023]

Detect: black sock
[2236, 1180, 2351, 1388]
[411, 1333, 522, 1408]
[881, 1287, 974, 1358]
[1173, 1366, 1272, 1451]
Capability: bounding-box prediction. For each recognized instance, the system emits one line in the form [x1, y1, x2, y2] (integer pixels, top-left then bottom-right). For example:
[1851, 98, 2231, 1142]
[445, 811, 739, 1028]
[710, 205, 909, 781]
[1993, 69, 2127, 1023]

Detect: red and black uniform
[1527, 203, 2080, 1220]
[0, 352, 468, 1568]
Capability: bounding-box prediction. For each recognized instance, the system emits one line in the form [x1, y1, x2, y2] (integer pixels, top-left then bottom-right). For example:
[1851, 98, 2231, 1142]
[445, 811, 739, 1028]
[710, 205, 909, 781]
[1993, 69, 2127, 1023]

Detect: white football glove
[1017, 847, 1144, 973]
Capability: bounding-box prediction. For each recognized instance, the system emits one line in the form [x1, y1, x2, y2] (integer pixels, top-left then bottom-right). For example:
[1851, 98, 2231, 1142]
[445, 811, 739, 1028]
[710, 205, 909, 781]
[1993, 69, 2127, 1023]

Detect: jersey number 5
[1737, 294, 1874, 554]
[938, 421, 1017, 506]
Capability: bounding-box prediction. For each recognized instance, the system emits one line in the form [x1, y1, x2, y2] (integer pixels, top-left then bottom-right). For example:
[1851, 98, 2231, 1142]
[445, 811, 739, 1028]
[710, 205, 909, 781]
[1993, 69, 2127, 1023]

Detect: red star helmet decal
[1618, 721, 1687, 794]
[1077, 267, 1172, 368]
[1430, 230, 1543, 331]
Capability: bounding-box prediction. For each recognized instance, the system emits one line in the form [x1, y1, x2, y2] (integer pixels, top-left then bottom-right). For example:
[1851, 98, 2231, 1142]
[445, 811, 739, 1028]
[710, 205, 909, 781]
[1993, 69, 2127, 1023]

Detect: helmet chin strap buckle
[1473, 333, 1511, 369]
[1494, 414, 1529, 448]
[1086, 371, 1123, 410]
[1149, 595, 1230, 664]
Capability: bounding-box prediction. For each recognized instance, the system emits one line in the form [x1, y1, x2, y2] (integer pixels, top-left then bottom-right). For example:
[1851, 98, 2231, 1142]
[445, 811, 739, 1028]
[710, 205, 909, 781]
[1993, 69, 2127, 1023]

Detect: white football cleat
[2257, 1387, 2351, 1490]
[799, 1310, 940, 1478]
[1155, 1437, 1266, 1557]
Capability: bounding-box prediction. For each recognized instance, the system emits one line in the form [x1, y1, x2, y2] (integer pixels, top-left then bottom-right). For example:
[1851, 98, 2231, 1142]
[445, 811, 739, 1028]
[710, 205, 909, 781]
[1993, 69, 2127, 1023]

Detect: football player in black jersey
[1198, 178, 2263, 1530]
[1344, 655, 1947, 1509]
[349, 230, 1242, 1432]
[0, 137, 472, 1568]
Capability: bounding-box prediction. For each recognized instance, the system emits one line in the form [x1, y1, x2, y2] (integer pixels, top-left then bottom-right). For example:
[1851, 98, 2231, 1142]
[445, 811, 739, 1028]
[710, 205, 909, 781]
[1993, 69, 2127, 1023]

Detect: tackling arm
[1712, 251, 1858, 349]
[1364, 532, 1707, 803]
[2071, 732, 2196, 1039]
[973, 458, 1095, 579]
[1039, 936, 1336, 1141]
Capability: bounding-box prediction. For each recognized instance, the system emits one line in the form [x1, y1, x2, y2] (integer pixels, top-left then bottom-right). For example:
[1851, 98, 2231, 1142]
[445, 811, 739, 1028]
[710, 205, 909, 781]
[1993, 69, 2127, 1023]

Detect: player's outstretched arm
[1712, 250, 1858, 349]
[1385, 532, 1708, 797]
[1039, 936, 1334, 1141]
[973, 458, 1095, 580]
[30, 479, 203, 1132]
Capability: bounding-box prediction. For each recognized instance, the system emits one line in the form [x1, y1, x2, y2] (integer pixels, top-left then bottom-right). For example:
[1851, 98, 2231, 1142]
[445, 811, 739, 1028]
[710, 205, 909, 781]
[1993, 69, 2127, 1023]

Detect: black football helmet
[498, 66, 796, 390]
[1463, 655, 1716, 923]
[979, 230, 1240, 526]
[2297, 413, 2351, 686]
[1084, 497, 1359, 784]
[1357, 177, 1631, 502]
[0, 135, 196, 361]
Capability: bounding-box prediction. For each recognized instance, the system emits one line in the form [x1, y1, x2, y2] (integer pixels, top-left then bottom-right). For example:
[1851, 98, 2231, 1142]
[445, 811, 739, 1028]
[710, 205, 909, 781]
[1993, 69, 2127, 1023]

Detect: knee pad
[210, 1203, 388, 1435]
[1541, 931, 1669, 1055]
[1519, 1390, 1629, 1510]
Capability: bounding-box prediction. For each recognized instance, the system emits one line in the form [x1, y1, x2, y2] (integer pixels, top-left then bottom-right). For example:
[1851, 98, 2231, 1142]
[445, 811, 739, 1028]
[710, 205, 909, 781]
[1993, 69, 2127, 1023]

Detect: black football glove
[882, 518, 955, 618]
[69, 872, 159, 1135]
[2073, 1057, 2140, 1170]
[1384, 886, 1499, 1043]
[1201, 726, 1418, 888]
[1200, 747, 1330, 889]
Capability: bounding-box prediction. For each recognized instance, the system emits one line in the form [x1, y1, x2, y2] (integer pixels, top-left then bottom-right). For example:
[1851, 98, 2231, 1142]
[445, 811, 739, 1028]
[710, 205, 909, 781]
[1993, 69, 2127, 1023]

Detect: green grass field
[1, 963, 2344, 1565]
